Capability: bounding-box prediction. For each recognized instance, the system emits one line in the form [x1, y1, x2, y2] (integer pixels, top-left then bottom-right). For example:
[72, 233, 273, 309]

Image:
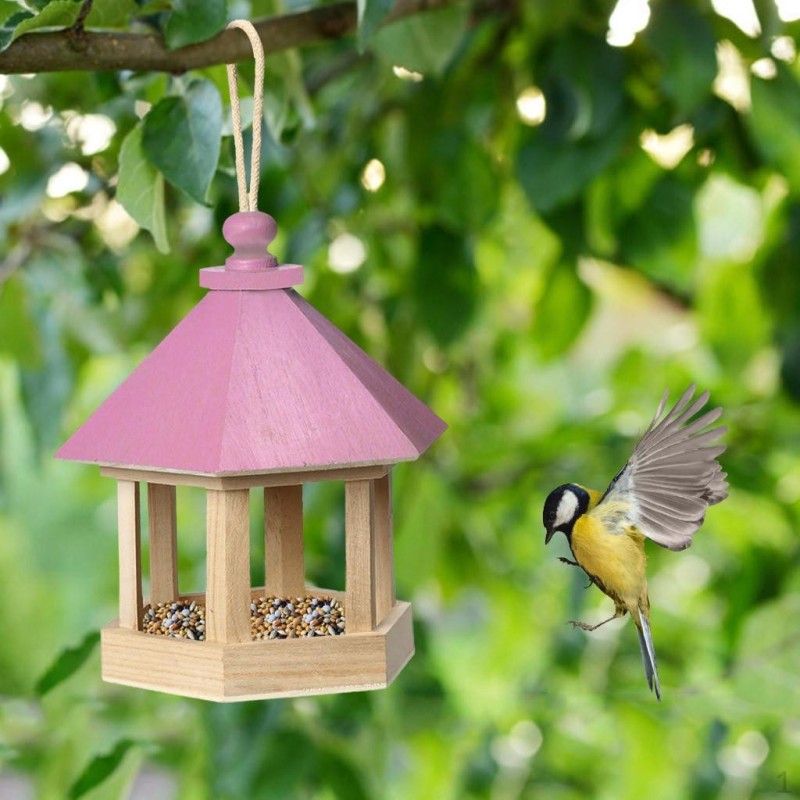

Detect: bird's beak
[545, 527, 555, 545]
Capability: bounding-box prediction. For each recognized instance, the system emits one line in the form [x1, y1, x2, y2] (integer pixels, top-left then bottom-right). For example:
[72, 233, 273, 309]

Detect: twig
[67, 0, 94, 51]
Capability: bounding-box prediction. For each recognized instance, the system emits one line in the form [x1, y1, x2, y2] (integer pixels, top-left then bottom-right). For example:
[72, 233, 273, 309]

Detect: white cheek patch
[554, 491, 579, 527]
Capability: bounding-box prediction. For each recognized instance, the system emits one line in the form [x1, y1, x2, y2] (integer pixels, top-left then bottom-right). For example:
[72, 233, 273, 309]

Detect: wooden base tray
[101, 593, 414, 702]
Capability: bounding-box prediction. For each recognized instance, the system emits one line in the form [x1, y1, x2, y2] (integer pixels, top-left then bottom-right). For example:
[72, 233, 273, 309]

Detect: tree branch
[0, 0, 456, 75]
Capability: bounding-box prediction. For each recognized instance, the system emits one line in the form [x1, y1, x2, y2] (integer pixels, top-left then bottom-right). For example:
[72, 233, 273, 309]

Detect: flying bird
[542, 385, 728, 701]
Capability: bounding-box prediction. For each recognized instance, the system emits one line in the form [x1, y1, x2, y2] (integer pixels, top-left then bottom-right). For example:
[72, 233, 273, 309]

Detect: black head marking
[543, 483, 590, 543]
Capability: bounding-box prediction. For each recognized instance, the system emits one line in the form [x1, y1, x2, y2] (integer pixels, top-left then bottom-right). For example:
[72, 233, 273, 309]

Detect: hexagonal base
[101, 597, 414, 701]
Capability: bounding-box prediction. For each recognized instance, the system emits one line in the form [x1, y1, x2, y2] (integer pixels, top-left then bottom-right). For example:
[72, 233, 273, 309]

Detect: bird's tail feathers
[637, 610, 661, 702]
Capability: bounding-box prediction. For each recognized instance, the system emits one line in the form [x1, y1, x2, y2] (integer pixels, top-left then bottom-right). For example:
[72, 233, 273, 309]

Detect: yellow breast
[571, 503, 648, 607]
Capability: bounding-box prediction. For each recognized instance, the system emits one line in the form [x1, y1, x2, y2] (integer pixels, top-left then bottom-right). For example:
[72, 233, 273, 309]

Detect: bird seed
[141, 595, 346, 641]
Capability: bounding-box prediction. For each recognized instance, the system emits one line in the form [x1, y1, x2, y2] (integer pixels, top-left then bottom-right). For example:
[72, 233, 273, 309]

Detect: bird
[542, 385, 728, 701]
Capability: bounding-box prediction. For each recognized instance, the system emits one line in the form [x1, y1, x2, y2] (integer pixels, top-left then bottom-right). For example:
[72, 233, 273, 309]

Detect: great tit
[543, 385, 728, 701]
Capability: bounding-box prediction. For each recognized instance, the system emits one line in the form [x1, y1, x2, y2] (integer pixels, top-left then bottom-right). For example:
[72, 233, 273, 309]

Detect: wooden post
[373, 473, 395, 623]
[148, 483, 178, 605]
[345, 480, 376, 633]
[117, 480, 143, 631]
[264, 484, 305, 598]
[206, 489, 251, 643]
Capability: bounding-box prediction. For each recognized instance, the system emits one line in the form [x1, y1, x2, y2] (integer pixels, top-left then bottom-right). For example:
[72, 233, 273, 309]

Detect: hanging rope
[226, 20, 265, 213]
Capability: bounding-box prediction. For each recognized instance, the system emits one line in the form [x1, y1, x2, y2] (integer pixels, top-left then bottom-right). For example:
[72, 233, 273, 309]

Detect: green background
[1, 0, 800, 797]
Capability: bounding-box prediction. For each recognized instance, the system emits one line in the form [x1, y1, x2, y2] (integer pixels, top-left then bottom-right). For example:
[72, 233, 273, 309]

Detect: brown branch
[0, 0, 457, 75]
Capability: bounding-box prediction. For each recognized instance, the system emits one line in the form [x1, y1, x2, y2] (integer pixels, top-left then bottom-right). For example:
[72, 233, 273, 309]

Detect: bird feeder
[56, 204, 446, 701]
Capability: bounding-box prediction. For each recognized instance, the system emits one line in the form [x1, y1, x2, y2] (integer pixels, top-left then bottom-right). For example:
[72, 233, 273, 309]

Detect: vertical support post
[373, 473, 395, 623]
[148, 483, 178, 606]
[264, 484, 305, 598]
[206, 489, 251, 643]
[345, 480, 376, 633]
[117, 480, 143, 631]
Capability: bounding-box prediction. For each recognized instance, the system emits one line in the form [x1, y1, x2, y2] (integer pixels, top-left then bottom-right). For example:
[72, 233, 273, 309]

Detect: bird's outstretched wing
[600, 384, 728, 551]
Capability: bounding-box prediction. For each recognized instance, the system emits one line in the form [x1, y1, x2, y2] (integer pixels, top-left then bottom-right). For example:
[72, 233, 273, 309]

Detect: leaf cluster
[1, 1, 800, 798]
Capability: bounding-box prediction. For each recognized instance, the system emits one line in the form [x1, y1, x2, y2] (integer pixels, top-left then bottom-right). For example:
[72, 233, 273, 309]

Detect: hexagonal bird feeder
[57, 211, 446, 702]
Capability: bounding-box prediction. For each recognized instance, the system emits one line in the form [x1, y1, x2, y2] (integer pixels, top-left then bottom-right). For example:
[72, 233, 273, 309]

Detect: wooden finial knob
[223, 211, 278, 271]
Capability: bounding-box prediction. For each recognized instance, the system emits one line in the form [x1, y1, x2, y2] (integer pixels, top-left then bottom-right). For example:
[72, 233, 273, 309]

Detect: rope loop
[226, 20, 265, 212]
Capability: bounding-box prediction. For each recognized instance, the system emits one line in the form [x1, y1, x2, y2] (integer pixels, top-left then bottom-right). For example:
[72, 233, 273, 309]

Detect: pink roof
[57, 287, 446, 476]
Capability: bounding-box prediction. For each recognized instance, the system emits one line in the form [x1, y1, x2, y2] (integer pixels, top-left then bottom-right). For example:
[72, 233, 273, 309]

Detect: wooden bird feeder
[57, 211, 446, 701]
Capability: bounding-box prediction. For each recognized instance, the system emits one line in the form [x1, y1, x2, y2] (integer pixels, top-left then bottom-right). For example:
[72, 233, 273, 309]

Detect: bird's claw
[568, 620, 595, 631]
[558, 557, 580, 566]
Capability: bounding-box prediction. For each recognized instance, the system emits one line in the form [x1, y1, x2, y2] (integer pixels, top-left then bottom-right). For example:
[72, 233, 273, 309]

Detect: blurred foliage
[1, 0, 800, 798]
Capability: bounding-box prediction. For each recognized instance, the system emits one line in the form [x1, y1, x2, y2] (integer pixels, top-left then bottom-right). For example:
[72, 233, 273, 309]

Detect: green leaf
[35, 630, 100, 697]
[0, 9, 33, 49]
[541, 32, 626, 141]
[68, 740, 137, 800]
[532, 260, 592, 359]
[698, 262, 771, 368]
[621, 175, 698, 293]
[164, 0, 227, 49]
[8, 0, 80, 45]
[370, 3, 468, 75]
[0, 277, 42, 367]
[319, 750, 370, 800]
[357, 0, 394, 50]
[733, 593, 800, 714]
[412, 225, 477, 345]
[137, 0, 171, 12]
[117, 122, 170, 253]
[748, 66, 800, 193]
[142, 79, 223, 205]
[409, 127, 499, 231]
[0, 1, 24, 25]
[646, 1, 717, 114]
[516, 123, 627, 213]
[85, 0, 138, 29]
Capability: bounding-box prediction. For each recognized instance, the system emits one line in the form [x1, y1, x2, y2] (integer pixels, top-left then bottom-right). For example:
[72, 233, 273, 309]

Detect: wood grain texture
[384, 600, 415, 683]
[147, 483, 178, 605]
[117, 481, 143, 631]
[373, 473, 396, 623]
[101, 600, 413, 701]
[345, 480, 376, 633]
[58, 288, 445, 474]
[102, 626, 226, 701]
[206, 490, 251, 643]
[100, 464, 389, 489]
[264, 485, 305, 597]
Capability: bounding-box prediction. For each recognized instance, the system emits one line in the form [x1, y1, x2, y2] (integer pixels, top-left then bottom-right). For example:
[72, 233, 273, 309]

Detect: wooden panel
[147, 483, 178, 605]
[264, 485, 305, 598]
[372, 473, 395, 623]
[223, 629, 387, 699]
[101, 464, 390, 490]
[383, 602, 415, 684]
[117, 481, 143, 631]
[206, 490, 251, 644]
[102, 626, 225, 701]
[345, 480, 376, 633]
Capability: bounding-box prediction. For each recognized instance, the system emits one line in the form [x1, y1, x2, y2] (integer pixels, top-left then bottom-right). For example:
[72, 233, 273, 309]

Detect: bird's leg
[557, 557, 593, 588]
[568, 608, 626, 632]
